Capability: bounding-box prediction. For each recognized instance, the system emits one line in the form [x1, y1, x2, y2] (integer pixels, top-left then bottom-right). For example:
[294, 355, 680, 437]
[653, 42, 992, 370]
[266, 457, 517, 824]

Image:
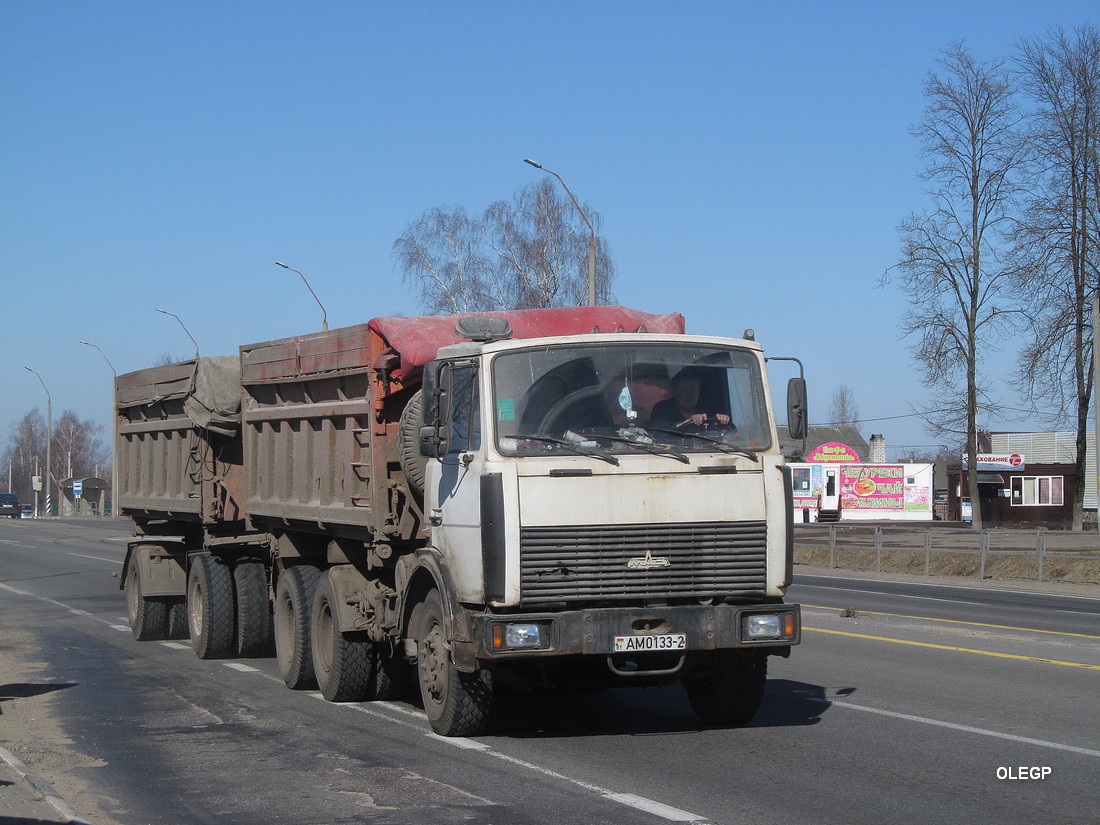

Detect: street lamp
[276, 262, 329, 331]
[524, 158, 597, 307]
[155, 308, 200, 359]
[81, 340, 120, 518]
[25, 367, 52, 518]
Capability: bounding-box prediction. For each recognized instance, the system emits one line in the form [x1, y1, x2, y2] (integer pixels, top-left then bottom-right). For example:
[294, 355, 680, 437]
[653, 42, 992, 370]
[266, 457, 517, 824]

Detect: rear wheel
[311, 571, 374, 702]
[275, 565, 321, 689]
[415, 589, 492, 736]
[684, 652, 767, 726]
[233, 561, 270, 657]
[166, 598, 188, 640]
[126, 557, 168, 641]
[188, 553, 236, 659]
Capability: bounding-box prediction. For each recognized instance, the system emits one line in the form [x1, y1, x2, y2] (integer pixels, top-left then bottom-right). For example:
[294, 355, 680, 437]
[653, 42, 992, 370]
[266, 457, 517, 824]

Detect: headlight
[491, 622, 547, 650]
[742, 612, 796, 641]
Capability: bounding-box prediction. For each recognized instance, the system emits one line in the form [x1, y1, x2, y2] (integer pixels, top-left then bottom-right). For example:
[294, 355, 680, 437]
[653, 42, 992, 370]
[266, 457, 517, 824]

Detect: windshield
[492, 342, 772, 459]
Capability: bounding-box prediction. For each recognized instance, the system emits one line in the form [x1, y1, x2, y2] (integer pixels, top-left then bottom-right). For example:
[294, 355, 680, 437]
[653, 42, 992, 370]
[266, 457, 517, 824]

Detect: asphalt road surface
[1, 518, 1098, 825]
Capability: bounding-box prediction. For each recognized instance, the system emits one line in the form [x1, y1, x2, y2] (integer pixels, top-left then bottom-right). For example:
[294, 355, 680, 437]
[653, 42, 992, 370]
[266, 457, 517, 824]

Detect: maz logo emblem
[627, 549, 671, 570]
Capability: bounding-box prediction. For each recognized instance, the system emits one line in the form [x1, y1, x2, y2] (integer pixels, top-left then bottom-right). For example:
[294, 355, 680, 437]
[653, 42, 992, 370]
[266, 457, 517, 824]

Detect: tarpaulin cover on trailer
[367, 306, 686, 382]
[182, 355, 241, 435]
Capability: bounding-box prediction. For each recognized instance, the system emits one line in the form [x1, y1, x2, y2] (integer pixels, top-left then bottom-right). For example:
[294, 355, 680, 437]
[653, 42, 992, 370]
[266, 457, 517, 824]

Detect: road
[1, 518, 1098, 825]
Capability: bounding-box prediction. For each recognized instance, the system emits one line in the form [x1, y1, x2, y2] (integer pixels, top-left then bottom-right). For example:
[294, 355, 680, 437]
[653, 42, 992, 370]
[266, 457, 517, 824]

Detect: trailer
[118, 306, 805, 735]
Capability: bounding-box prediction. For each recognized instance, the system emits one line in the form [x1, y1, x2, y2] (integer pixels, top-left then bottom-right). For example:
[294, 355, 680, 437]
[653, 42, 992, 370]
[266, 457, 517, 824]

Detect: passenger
[649, 368, 732, 430]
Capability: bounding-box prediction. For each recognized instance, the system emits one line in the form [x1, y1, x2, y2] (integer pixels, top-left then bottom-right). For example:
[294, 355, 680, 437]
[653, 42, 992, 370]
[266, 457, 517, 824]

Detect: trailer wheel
[188, 553, 236, 659]
[415, 589, 492, 736]
[275, 565, 321, 689]
[311, 571, 374, 702]
[126, 557, 168, 641]
[684, 652, 767, 726]
[234, 561, 270, 658]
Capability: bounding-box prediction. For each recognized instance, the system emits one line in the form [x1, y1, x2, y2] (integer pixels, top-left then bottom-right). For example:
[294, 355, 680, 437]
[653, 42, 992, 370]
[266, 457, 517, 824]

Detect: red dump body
[119, 306, 685, 536]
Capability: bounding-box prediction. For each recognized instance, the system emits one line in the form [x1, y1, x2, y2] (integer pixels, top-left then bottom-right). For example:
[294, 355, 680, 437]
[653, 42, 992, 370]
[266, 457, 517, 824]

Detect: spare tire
[398, 389, 428, 497]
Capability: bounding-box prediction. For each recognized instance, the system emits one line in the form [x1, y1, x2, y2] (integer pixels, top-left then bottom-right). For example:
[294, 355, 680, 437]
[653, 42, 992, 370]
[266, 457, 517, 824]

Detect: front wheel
[683, 652, 767, 726]
[415, 589, 492, 737]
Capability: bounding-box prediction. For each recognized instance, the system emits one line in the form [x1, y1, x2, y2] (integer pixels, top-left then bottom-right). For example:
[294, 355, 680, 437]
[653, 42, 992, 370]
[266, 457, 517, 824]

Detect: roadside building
[947, 431, 1098, 528]
[779, 427, 934, 523]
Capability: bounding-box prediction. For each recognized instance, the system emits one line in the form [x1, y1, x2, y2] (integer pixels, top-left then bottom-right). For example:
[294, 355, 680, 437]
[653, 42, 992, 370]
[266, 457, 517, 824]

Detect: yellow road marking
[804, 627, 1100, 670]
[803, 604, 1100, 640]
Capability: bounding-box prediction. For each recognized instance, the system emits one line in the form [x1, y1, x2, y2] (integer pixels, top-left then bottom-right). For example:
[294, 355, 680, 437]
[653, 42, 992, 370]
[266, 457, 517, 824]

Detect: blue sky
[3, 0, 1096, 462]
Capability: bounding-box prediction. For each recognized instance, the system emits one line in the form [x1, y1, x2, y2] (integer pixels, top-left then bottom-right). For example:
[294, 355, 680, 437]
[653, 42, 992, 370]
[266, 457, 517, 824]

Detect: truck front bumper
[455, 603, 800, 668]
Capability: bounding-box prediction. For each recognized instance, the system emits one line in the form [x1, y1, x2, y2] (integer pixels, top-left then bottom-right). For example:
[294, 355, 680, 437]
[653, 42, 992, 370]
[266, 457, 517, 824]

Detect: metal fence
[793, 524, 1100, 583]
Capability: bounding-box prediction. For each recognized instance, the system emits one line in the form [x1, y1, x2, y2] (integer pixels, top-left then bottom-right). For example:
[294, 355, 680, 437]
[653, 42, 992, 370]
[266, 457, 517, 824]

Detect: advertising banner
[839, 465, 905, 511]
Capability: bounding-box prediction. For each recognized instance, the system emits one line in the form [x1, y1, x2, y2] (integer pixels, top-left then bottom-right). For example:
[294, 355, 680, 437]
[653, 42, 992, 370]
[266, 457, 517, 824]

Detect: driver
[649, 368, 732, 430]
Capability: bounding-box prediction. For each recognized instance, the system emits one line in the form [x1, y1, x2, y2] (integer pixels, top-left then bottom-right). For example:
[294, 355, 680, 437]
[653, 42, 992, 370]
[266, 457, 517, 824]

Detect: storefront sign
[839, 465, 905, 510]
[962, 454, 1026, 471]
[806, 442, 861, 462]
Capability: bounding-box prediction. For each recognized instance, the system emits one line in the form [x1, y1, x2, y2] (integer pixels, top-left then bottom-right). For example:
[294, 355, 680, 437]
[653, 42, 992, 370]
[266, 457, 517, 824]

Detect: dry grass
[793, 544, 1100, 585]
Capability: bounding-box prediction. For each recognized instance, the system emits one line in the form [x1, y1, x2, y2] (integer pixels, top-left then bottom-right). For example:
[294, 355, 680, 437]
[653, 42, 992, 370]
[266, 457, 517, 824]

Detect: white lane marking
[802, 584, 983, 606]
[160, 642, 192, 651]
[808, 697, 1100, 758]
[224, 663, 260, 672]
[110, 625, 131, 632]
[316, 694, 711, 822]
[67, 552, 122, 563]
[0, 582, 32, 595]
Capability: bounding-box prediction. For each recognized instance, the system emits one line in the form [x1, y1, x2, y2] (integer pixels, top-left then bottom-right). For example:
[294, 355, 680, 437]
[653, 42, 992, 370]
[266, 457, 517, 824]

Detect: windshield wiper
[512, 434, 620, 466]
[644, 428, 759, 462]
[590, 432, 690, 464]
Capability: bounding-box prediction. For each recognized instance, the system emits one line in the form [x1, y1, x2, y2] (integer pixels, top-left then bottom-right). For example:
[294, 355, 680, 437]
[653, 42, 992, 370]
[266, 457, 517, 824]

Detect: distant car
[0, 493, 22, 518]
[21, 504, 34, 517]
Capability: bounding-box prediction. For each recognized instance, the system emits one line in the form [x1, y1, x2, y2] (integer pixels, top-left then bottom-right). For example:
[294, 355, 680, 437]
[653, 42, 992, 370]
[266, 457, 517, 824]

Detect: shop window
[1009, 476, 1064, 506]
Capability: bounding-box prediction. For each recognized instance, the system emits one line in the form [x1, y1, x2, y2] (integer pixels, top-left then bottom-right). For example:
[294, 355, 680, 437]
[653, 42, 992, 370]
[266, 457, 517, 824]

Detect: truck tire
[684, 652, 767, 726]
[126, 557, 169, 641]
[166, 598, 189, 640]
[397, 390, 427, 496]
[275, 565, 321, 689]
[234, 561, 270, 658]
[311, 571, 374, 702]
[188, 553, 236, 659]
[415, 589, 492, 736]
[371, 643, 413, 702]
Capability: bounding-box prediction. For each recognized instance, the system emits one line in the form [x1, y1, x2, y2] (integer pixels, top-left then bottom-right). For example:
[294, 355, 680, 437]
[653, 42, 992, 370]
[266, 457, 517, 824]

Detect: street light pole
[25, 367, 52, 518]
[81, 340, 121, 518]
[523, 158, 597, 307]
[276, 262, 329, 331]
[155, 308, 200, 359]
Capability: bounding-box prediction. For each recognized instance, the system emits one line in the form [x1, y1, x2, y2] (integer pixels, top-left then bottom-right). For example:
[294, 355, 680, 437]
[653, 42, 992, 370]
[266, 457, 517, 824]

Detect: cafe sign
[806, 442, 861, 462]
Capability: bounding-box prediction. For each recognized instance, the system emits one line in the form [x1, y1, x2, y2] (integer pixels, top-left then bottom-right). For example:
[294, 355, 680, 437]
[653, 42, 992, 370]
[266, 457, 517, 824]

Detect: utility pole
[523, 158, 597, 306]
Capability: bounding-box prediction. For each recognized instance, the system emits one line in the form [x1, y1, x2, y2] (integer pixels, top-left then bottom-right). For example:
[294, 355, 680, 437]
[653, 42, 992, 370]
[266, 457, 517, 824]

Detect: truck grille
[519, 521, 768, 604]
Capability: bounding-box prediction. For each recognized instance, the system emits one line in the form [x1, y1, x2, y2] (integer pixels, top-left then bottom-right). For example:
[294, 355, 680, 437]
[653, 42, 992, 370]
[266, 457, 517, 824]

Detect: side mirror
[421, 361, 442, 424]
[418, 425, 445, 458]
[787, 377, 807, 441]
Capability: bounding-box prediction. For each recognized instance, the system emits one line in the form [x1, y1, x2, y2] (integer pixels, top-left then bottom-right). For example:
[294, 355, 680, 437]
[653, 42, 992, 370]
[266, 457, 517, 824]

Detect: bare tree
[395, 178, 615, 313]
[827, 384, 860, 426]
[1012, 26, 1100, 530]
[886, 43, 1026, 529]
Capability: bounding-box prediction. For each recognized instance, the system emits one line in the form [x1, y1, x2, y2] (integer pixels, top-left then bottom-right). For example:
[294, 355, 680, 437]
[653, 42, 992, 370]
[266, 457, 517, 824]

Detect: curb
[0, 743, 93, 825]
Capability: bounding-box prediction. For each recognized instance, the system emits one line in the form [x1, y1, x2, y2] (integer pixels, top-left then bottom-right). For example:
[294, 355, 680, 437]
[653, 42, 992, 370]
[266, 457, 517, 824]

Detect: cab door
[425, 361, 486, 602]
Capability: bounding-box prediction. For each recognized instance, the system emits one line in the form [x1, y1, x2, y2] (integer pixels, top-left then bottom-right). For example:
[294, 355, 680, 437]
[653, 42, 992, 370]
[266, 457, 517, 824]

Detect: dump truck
[117, 305, 806, 736]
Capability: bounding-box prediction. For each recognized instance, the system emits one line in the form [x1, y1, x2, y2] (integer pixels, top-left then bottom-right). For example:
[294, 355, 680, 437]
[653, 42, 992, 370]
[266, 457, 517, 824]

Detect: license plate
[613, 633, 687, 652]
